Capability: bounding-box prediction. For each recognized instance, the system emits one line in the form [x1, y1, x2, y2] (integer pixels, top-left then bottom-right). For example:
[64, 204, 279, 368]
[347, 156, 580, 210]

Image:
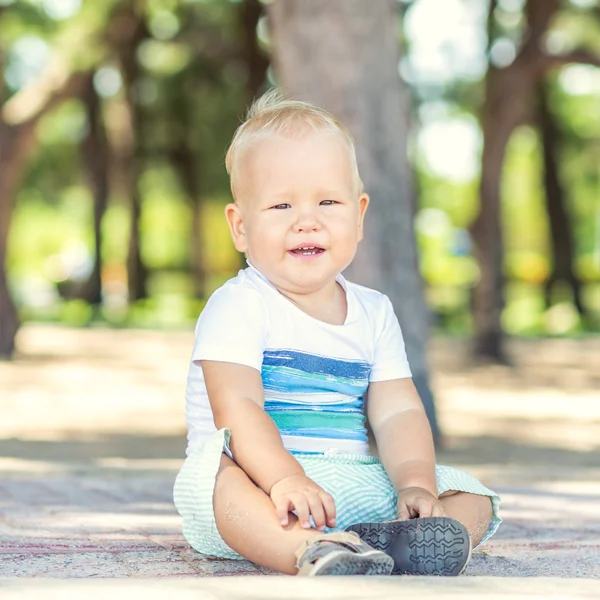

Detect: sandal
[346, 516, 472, 576]
[295, 531, 395, 576]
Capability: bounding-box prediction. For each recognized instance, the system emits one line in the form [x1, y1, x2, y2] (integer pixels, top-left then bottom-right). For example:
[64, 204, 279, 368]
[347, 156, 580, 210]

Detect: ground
[1, 325, 599, 596]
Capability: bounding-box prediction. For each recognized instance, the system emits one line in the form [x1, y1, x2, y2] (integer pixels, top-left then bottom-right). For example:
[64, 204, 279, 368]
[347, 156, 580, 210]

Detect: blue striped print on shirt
[263, 350, 371, 380]
[260, 349, 371, 451]
[264, 399, 364, 412]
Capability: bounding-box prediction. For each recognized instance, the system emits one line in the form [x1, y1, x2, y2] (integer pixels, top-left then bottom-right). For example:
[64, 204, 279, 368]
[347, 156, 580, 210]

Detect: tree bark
[169, 104, 206, 299]
[472, 67, 526, 362]
[0, 124, 31, 359]
[472, 0, 560, 362]
[78, 72, 110, 305]
[0, 265, 19, 359]
[112, 3, 149, 302]
[537, 81, 585, 315]
[267, 0, 440, 441]
[0, 68, 87, 358]
[238, 0, 270, 103]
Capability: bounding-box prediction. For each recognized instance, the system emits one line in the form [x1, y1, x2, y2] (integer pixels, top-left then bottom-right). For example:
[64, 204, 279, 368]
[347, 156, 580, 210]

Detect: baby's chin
[268, 271, 342, 296]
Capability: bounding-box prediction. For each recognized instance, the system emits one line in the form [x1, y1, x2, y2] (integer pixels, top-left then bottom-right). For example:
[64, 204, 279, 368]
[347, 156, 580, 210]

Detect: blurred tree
[166, 0, 268, 297]
[236, 0, 269, 104]
[3, 0, 597, 360]
[472, 0, 600, 361]
[536, 79, 585, 317]
[78, 71, 110, 305]
[267, 0, 439, 441]
[0, 23, 87, 357]
[110, 1, 150, 302]
[166, 69, 207, 299]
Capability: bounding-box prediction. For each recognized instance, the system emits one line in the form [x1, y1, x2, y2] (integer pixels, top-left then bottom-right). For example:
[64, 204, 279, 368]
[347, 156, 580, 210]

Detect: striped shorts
[173, 428, 502, 560]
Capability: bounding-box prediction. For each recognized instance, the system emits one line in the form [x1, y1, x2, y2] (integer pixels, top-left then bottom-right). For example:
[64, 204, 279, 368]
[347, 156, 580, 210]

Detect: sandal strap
[294, 531, 364, 568]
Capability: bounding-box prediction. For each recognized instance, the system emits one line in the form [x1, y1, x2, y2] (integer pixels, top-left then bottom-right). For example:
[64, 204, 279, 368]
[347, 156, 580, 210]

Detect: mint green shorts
[173, 429, 502, 560]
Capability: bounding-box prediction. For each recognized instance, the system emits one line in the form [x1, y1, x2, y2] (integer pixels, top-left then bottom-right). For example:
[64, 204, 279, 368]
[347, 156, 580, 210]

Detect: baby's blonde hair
[225, 88, 363, 200]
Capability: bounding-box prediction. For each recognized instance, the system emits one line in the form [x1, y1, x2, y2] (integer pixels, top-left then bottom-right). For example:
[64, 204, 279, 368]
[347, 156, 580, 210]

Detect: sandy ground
[1, 324, 600, 583]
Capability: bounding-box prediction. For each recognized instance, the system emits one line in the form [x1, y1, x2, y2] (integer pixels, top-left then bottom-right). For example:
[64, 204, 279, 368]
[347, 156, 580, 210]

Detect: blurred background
[1, 0, 599, 435]
[1, 0, 599, 353]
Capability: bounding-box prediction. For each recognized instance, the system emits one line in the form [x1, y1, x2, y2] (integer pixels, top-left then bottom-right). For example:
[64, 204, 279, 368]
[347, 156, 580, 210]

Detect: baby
[174, 90, 502, 576]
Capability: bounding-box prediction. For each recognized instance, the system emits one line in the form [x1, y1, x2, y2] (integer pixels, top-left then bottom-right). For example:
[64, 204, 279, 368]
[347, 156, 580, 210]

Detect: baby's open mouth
[289, 246, 325, 256]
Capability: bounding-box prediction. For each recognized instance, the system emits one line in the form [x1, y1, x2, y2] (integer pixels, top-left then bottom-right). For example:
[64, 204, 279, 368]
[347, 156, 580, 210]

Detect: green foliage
[502, 127, 551, 270]
[3, 0, 600, 337]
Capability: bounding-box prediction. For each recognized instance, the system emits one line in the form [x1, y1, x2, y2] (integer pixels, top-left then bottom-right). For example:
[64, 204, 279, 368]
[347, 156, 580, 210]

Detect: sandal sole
[346, 517, 471, 576]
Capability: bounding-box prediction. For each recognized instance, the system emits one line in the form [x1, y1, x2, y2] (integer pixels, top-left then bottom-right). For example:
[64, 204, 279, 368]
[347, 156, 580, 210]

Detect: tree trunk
[0, 66, 88, 358]
[123, 74, 148, 301]
[78, 72, 110, 305]
[537, 81, 585, 315]
[0, 124, 31, 359]
[267, 0, 439, 441]
[472, 0, 560, 362]
[0, 266, 19, 359]
[472, 68, 523, 363]
[126, 183, 147, 301]
[113, 3, 149, 302]
[229, 0, 270, 275]
[238, 0, 270, 103]
[170, 118, 206, 299]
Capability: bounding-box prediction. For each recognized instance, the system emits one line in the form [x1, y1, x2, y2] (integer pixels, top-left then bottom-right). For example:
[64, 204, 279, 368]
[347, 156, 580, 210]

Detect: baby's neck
[278, 281, 348, 325]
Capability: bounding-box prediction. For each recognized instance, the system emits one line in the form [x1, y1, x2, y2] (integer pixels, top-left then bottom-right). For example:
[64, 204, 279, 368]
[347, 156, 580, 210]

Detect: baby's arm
[201, 360, 336, 529]
[367, 377, 443, 519]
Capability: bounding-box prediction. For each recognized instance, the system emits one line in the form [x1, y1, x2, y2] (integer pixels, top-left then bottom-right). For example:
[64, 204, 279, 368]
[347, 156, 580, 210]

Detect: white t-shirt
[185, 264, 412, 456]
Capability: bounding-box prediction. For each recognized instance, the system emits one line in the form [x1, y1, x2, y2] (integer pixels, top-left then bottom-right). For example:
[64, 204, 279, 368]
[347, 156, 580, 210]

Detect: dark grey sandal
[346, 517, 472, 576]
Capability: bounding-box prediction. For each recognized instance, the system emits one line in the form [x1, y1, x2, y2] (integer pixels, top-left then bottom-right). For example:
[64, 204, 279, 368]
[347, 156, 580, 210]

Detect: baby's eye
[271, 203, 291, 210]
[320, 200, 337, 206]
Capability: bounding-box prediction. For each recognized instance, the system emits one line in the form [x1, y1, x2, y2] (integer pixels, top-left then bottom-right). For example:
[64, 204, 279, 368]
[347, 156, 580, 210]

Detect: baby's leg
[213, 454, 320, 574]
[439, 490, 493, 546]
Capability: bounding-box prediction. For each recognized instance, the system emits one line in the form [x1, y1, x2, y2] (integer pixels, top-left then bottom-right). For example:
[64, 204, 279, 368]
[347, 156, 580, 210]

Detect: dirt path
[1, 325, 599, 578]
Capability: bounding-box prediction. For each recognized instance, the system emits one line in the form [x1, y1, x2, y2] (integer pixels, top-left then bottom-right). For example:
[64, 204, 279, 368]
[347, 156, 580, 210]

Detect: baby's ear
[357, 193, 370, 241]
[225, 202, 248, 252]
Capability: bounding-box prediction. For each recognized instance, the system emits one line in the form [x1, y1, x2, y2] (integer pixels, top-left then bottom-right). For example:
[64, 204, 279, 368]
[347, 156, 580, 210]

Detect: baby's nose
[293, 210, 320, 232]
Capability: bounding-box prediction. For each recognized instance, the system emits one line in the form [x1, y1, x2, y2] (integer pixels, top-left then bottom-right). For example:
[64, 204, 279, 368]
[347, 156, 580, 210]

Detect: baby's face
[226, 132, 369, 296]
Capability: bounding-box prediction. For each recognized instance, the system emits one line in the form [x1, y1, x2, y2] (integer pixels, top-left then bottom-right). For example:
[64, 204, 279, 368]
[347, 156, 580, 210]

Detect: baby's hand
[269, 474, 336, 531]
[396, 486, 446, 520]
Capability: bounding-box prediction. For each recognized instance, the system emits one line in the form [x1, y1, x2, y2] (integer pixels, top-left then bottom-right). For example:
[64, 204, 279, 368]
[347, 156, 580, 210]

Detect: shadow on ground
[1, 327, 600, 579]
[4, 431, 600, 469]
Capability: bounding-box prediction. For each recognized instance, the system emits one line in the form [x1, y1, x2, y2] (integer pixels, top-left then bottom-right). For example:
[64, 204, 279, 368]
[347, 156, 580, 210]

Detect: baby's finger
[273, 497, 291, 526]
[397, 503, 411, 521]
[431, 503, 445, 518]
[319, 491, 337, 528]
[307, 495, 326, 531]
[416, 499, 434, 518]
[289, 495, 311, 529]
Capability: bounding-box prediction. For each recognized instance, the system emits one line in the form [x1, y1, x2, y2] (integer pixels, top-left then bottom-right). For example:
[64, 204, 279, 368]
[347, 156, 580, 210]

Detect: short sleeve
[192, 285, 269, 371]
[369, 294, 412, 382]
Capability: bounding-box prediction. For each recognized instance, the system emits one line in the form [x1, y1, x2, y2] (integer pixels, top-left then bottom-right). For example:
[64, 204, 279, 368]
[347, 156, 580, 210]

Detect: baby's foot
[295, 531, 394, 576]
[346, 516, 471, 576]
